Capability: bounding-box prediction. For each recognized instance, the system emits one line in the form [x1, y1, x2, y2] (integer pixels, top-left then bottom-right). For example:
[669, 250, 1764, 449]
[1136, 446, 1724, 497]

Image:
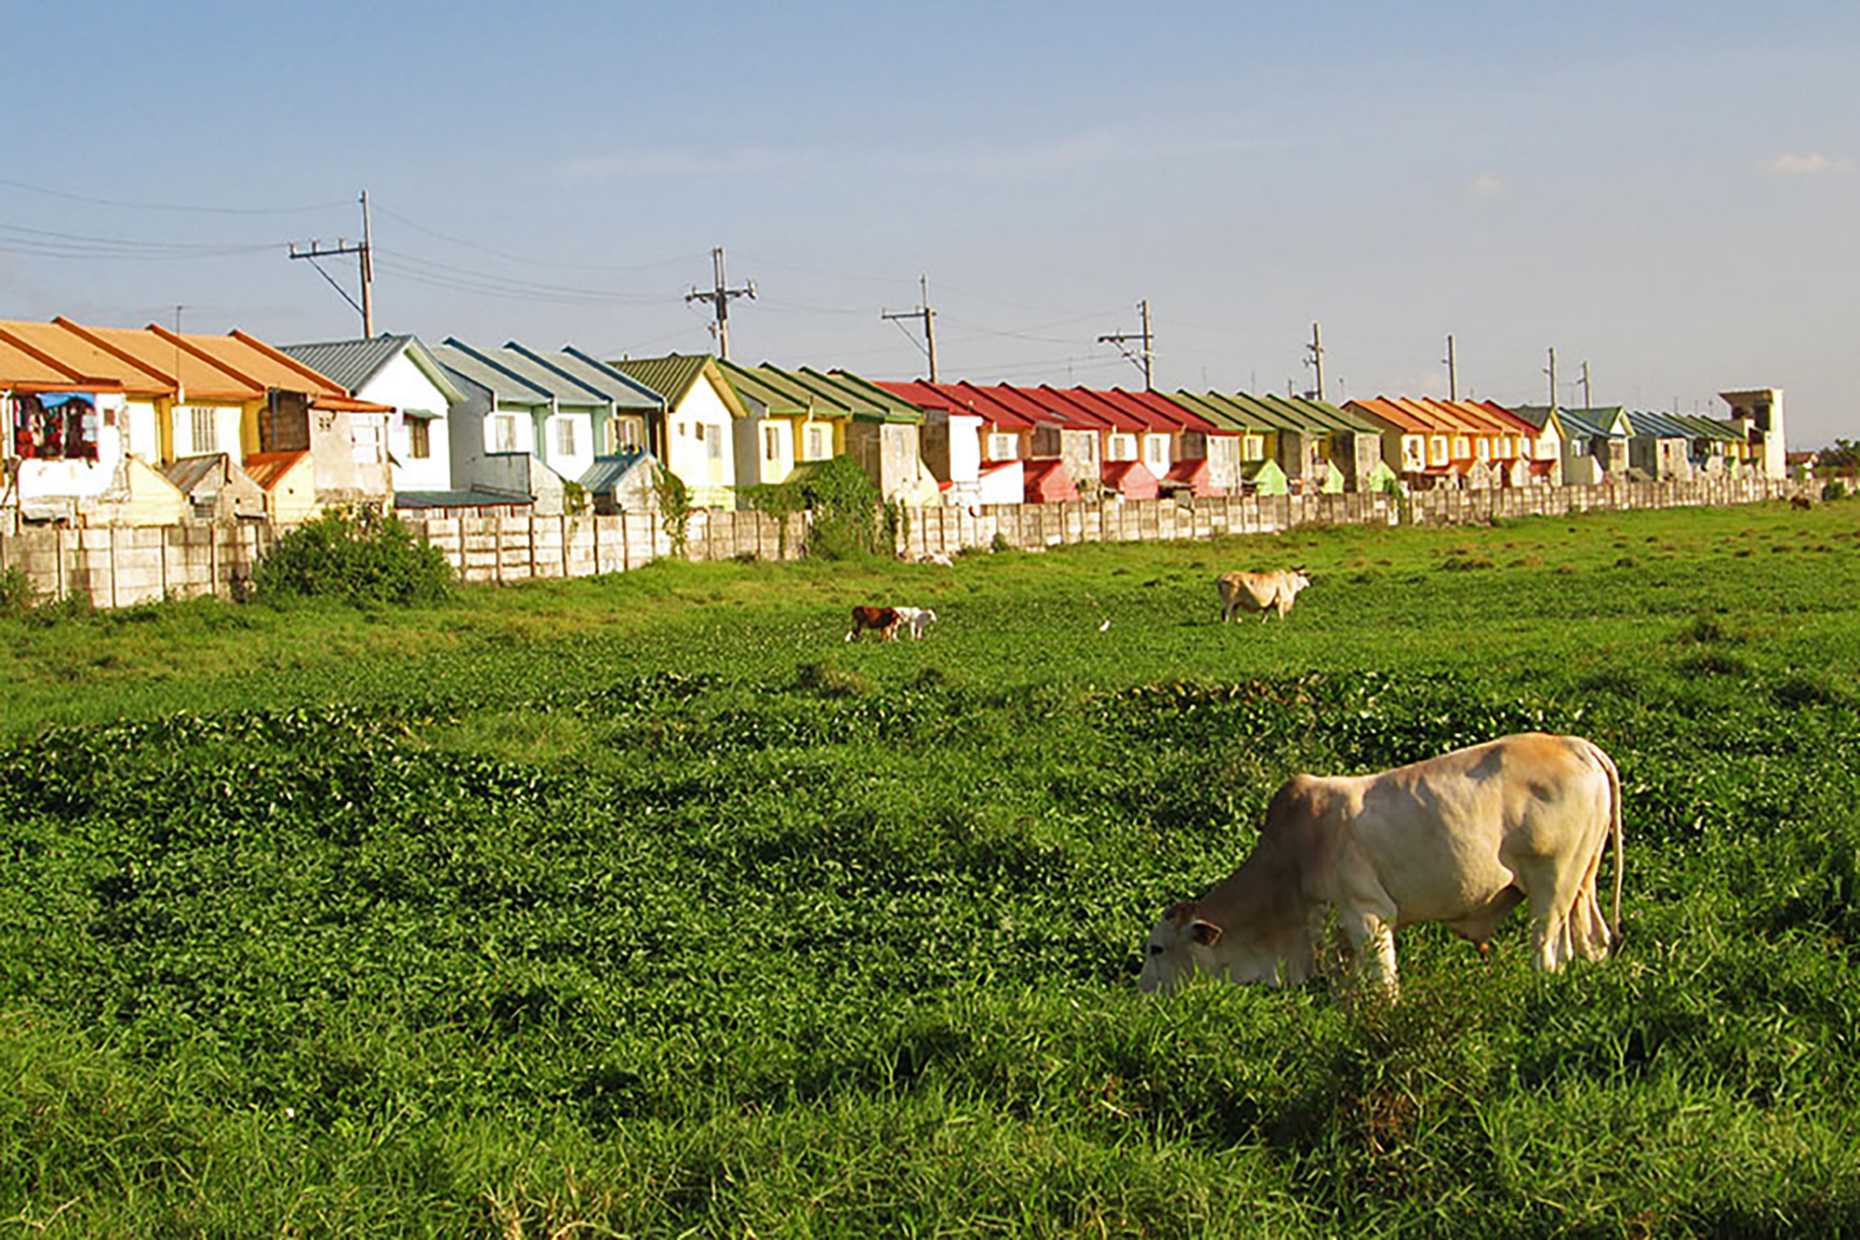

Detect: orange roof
[54, 318, 260, 402]
[0, 328, 121, 391]
[243, 450, 310, 491]
[0, 319, 167, 395]
[161, 329, 391, 413]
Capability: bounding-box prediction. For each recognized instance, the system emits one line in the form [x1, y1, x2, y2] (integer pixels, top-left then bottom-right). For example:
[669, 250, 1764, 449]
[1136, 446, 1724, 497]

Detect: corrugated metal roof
[433, 339, 552, 405]
[277, 336, 412, 392]
[395, 488, 536, 508]
[506, 342, 662, 409]
[721, 361, 845, 417]
[821, 368, 924, 422]
[579, 450, 654, 492]
[610, 354, 711, 408]
[1625, 409, 1693, 439]
[439, 339, 608, 408]
[162, 453, 234, 495]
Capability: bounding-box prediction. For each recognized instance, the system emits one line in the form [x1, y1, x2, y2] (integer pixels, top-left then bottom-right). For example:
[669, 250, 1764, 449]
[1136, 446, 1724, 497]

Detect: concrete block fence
[0, 475, 1806, 610]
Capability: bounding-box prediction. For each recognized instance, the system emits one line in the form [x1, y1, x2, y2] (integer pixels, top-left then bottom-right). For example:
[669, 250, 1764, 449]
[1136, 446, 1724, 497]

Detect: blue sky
[2, 1, 1855, 442]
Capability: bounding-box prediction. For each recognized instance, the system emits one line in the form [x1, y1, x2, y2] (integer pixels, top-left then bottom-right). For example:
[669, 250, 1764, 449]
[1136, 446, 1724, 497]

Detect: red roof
[1164, 456, 1219, 497]
[1101, 459, 1160, 499]
[1022, 457, 1079, 503]
[1116, 387, 1227, 435]
[1035, 385, 1144, 431]
[876, 379, 1044, 431]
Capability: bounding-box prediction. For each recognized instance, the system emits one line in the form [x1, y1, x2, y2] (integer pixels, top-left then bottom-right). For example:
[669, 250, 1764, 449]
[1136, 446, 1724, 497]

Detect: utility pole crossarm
[1096, 299, 1154, 390]
[287, 189, 374, 336]
[880, 274, 939, 381]
[686, 246, 756, 360]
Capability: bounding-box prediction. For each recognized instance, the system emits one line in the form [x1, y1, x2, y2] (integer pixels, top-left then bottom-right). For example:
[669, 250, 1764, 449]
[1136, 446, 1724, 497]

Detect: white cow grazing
[1139, 733, 1623, 995]
[893, 607, 938, 640]
[1217, 569, 1311, 623]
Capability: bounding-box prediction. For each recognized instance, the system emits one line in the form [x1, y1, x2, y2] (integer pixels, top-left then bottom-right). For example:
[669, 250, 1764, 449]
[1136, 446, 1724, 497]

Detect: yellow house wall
[267, 460, 319, 523]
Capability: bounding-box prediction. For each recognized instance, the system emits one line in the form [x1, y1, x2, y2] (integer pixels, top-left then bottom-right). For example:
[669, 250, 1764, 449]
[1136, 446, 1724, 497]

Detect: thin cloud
[560, 126, 1279, 183]
[1471, 172, 1505, 199]
[1763, 152, 1853, 176]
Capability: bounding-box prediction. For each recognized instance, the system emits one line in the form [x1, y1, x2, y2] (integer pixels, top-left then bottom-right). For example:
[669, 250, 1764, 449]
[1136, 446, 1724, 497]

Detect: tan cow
[1138, 733, 1623, 995]
[1217, 569, 1311, 623]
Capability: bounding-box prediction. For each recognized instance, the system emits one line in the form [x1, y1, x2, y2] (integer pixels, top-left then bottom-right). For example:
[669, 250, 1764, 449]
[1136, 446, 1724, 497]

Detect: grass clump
[254, 507, 452, 607]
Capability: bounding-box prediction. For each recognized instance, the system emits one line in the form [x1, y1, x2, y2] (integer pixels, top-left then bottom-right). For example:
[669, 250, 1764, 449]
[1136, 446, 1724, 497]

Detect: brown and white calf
[846, 605, 903, 642]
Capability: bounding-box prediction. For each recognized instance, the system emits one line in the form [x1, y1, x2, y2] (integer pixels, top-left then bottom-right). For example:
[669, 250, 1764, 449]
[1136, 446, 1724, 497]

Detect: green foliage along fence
[0, 474, 1809, 610]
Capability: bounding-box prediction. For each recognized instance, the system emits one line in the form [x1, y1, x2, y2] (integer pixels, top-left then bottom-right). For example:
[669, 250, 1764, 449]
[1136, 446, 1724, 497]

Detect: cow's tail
[1586, 737, 1625, 947]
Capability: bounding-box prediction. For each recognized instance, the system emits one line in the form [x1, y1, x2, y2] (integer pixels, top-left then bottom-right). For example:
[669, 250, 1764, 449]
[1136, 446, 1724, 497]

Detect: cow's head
[1287, 568, 1312, 596]
[1139, 899, 1304, 993]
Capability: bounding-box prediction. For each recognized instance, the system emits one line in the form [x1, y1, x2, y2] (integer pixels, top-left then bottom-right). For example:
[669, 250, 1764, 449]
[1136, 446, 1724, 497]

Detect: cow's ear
[1188, 918, 1224, 948]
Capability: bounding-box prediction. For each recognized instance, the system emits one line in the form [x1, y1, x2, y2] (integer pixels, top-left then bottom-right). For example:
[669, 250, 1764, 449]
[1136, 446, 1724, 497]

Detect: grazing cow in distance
[893, 606, 939, 640]
[1789, 495, 1813, 511]
[846, 605, 903, 642]
[1217, 568, 1312, 624]
[1138, 733, 1624, 996]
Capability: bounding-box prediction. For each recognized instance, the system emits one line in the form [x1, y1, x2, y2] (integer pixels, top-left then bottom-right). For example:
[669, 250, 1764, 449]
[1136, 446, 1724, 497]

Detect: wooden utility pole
[1444, 334, 1458, 400]
[1304, 321, 1325, 400]
[880, 275, 939, 381]
[359, 190, 374, 338]
[287, 189, 374, 336]
[1580, 360, 1593, 410]
[1097, 299, 1154, 390]
[1545, 347, 1558, 411]
[685, 246, 756, 360]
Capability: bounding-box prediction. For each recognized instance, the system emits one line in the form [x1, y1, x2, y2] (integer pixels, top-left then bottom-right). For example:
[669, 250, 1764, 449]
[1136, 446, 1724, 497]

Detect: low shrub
[254, 507, 452, 606]
[0, 565, 34, 616]
[1821, 481, 1846, 502]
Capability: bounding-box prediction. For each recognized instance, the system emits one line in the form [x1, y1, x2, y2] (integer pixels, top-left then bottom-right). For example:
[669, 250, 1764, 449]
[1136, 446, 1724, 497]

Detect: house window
[806, 425, 831, 459]
[409, 418, 431, 460]
[987, 432, 1017, 460]
[616, 419, 642, 452]
[1429, 437, 1448, 466]
[1109, 433, 1137, 461]
[557, 419, 577, 456]
[1451, 436, 1469, 459]
[764, 426, 782, 461]
[492, 414, 518, 452]
[1476, 438, 1491, 461]
[353, 419, 383, 464]
[1079, 434, 1098, 462]
[1143, 435, 1170, 470]
[189, 407, 216, 456]
[1242, 434, 1264, 461]
[706, 424, 723, 461]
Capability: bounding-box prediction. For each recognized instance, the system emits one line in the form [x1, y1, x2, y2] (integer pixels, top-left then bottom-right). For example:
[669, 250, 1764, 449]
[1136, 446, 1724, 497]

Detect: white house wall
[540, 410, 596, 486]
[126, 399, 160, 461]
[354, 351, 453, 492]
[665, 377, 737, 507]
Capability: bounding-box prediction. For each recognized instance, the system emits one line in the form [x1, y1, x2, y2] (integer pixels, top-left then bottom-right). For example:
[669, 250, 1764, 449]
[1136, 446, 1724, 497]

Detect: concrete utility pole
[880, 274, 939, 381]
[287, 189, 374, 336]
[1444, 334, 1458, 401]
[1580, 360, 1593, 411]
[1097, 299, 1154, 390]
[1304, 321, 1325, 401]
[1545, 347, 1558, 411]
[685, 246, 756, 360]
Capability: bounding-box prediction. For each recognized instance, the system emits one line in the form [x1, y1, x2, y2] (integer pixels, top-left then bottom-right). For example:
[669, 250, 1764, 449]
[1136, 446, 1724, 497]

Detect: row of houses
[0, 316, 1789, 526]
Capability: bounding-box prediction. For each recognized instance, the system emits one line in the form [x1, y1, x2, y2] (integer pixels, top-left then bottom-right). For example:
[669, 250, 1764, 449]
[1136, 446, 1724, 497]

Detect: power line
[373, 205, 707, 275]
[1097, 299, 1154, 390]
[0, 177, 349, 215]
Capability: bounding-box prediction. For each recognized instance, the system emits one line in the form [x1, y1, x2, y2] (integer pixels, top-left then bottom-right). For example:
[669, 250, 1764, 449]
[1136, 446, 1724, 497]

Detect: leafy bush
[741, 456, 881, 560]
[254, 507, 451, 606]
[653, 466, 692, 556]
[0, 565, 34, 616]
[1822, 481, 1846, 502]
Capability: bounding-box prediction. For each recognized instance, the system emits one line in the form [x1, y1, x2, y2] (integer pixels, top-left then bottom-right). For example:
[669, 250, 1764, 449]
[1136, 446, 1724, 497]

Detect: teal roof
[504, 343, 662, 410]
[580, 450, 654, 492]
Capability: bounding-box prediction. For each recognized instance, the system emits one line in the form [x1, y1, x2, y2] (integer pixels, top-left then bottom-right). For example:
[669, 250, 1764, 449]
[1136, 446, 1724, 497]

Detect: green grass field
[4, 501, 1859, 1236]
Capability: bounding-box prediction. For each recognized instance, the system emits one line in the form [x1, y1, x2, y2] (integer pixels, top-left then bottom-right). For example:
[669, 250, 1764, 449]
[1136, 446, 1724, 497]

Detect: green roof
[1171, 391, 1376, 435]
[611, 354, 712, 408]
[609, 353, 750, 419]
[725, 363, 921, 423]
[715, 360, 821, 416]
